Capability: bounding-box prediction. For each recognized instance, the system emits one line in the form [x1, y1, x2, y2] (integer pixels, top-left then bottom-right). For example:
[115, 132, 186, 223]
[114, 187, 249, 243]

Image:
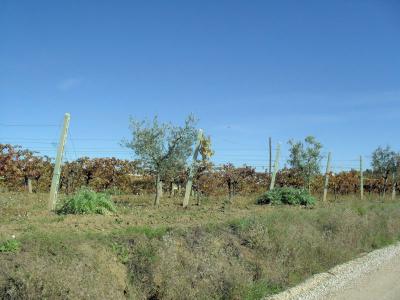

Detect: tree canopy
[124, 115, 198, 204]
[371, 146, 398, 177]
[287, 136, 323, 190]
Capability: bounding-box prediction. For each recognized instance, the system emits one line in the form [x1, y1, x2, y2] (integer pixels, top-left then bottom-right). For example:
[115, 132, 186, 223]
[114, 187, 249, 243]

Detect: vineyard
[1, 143, 398, 199]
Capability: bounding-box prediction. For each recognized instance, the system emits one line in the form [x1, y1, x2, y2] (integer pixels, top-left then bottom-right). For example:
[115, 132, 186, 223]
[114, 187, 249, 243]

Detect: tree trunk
[228, 180, 232, 201]
[154, 174, 162, 205]
[383, 171, 389, 198]
[24, 176, 28, 192]
[170, 182, 174, 197]
[307, 179, 311, 193]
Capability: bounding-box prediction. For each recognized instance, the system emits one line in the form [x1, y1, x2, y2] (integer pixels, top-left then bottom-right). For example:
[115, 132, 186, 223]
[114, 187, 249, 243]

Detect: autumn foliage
[0, 144, 398, 196]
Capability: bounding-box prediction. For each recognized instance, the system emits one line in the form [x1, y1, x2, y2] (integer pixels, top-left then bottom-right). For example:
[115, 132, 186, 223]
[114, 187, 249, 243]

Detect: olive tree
[124, 115, 197, 205]
[287, 136, 323, 191]
[371, 146, 398, 196]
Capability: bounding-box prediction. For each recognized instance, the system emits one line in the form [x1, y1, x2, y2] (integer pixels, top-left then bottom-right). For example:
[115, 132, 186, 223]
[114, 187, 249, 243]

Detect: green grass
[117, 225, 169, 239]
[244, 280, 282, 300]
[111, 242, 130, 263]
[0, 239, 21, 253]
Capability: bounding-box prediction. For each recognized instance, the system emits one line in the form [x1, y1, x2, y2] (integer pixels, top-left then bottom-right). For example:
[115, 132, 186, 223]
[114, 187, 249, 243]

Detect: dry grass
[1, 192, 400, 299]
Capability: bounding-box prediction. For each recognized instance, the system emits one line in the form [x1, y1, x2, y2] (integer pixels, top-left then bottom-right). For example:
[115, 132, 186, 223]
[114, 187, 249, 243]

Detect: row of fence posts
[47, 113, 206, 211]
[42, 114, 399, 210]
[267, 144, 397, 201]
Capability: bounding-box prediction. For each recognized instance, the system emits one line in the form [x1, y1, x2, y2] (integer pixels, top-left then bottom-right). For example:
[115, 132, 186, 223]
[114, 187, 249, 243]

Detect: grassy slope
[1, 193, 400, 299]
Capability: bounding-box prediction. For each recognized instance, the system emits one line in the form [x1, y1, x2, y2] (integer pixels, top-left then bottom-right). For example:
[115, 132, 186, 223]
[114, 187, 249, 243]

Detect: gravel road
[265, 242, 400, 300]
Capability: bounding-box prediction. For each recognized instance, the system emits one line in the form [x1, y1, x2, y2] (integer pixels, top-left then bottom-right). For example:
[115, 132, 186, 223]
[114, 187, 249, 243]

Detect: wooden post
[28, 178, 32, 193]
[269, 143, 280, 190]
[183, 129, 203, 208]
[392, 172, 396, 200]
[48, 113, 70, 211]
[360, 155, 364, 200]
[323, 152, 331, 202]
[395, 160, 400, 200]
[268, 137, 272, 175]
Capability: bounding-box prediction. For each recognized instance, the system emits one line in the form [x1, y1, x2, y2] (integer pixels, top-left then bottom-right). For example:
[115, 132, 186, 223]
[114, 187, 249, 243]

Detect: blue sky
[1, 0, 399, 171]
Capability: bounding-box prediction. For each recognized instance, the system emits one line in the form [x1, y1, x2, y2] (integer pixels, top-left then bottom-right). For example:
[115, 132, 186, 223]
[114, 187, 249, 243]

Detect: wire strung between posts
[67, 129, 79, 161]
[0, 123, 59, 127]
[0, 132, 379, 174]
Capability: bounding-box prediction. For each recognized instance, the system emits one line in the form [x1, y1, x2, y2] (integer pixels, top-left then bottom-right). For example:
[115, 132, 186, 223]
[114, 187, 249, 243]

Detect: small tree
[124, 115, 197, 205]
[287, 136, 323, 191]
[371, 146, 398, 196]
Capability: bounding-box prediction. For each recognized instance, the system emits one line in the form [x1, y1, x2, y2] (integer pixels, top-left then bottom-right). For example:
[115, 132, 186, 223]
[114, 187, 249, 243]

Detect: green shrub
[57, 187, 116, 215]
[0, 239, 21, 253]
[256, 187, 315, 206]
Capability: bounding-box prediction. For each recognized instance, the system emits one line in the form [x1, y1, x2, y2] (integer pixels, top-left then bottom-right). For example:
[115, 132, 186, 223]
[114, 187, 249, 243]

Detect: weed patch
[257, 187, 315, 206]
[57, 188, 116, 215]
[0, 239, 21, 253]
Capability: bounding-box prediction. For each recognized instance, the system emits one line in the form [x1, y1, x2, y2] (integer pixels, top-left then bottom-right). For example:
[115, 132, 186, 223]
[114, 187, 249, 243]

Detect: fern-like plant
[58, 187, 116, 215]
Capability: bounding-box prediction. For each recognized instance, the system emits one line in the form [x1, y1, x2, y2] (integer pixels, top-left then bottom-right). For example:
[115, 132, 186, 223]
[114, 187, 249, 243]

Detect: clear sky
[1, 0, 399, 171]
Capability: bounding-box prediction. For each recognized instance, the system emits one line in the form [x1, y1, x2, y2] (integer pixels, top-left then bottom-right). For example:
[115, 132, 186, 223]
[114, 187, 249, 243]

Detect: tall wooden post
[395, 160, 400, 200]
[269, 143, 280, 190]
[268, 137, 272, 175]
[360, 155, 364, 200]
[48, 113, 70, 211]
[392, 172, 397, 200]
[27, 178, 32, 193]
[323, 152, 331, 202]
[183, 129, 203, 208]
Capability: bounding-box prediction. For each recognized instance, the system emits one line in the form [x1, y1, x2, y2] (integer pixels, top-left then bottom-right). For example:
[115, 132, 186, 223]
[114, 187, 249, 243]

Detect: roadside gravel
[265, 242, 400, 300]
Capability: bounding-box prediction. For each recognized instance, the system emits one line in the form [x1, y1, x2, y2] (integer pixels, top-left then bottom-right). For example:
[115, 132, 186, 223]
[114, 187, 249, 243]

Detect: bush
[0, 239, 21, 253]
[57, 187, 116, 215]
[256, 187, 315, 206]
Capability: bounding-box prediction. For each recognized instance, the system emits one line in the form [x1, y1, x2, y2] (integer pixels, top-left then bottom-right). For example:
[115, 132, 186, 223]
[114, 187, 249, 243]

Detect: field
[1, 192, 400, 299]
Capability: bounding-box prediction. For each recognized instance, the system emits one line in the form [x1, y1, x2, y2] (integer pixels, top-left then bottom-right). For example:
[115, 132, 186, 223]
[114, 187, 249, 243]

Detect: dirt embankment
[2, 193, 400, 299]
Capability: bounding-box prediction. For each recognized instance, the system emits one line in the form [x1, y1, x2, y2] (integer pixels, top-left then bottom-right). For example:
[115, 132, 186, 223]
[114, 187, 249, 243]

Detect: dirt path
[266, 242, 400, 300]
[326, 249, 400, 300]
